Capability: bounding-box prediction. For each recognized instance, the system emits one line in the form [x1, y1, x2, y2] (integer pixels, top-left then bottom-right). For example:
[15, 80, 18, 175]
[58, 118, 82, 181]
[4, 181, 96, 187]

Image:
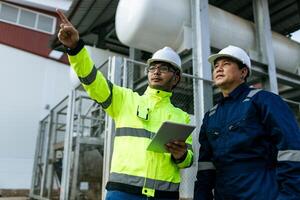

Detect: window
[19, 9, 36, 28]
[0, 3, 18, 23]
[37, 15, 54, 33]
[0, 2, 56, 34]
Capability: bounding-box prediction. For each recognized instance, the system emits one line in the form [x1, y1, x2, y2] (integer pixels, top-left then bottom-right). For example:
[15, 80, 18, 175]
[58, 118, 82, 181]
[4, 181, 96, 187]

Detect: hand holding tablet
[147, 121, 196, 153]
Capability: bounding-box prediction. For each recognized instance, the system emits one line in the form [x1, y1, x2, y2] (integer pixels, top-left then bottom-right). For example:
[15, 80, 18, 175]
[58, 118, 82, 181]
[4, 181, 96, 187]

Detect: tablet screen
[147, 121, 195, 153]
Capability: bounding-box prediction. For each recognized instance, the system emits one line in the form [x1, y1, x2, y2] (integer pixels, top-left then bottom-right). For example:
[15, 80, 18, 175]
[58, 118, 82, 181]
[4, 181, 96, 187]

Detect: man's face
[147, 62, 179, 91]
[213, 57, 247, 90]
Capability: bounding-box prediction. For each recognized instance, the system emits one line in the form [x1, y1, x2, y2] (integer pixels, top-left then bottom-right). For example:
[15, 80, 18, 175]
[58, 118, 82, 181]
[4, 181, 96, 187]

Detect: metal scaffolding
[29, 61, 112, 200]
[30, 1, 300, 199]
[29, 54, 205, 200]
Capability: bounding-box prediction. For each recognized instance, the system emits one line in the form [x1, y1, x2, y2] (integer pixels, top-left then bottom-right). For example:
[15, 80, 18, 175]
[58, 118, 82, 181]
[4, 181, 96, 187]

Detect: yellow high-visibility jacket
[68, 43, 193, 198]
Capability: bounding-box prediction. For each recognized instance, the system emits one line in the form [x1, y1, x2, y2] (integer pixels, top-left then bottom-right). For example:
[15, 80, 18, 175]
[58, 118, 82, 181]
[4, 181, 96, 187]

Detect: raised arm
[55, 9, 125, 118]
[56, 9, 79, 49]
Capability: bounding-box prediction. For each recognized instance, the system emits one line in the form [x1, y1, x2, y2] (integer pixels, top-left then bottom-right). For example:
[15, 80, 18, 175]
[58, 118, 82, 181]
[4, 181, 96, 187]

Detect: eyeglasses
[147, 64, 175, 73]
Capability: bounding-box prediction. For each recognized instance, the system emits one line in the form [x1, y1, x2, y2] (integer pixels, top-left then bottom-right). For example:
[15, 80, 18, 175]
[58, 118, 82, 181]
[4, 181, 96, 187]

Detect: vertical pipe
[253, 0, 278, 93]
[186, 0, 213, 198]
[129, 47, 140, 89]
[70, 139, 80, 200]
[40, 112, 53, 197]
[123, 58, 128, 87]
[70, 93, 82, 200]
[48, 102, 63, 199]
[46, 111, 55, 199]
[60, 90, 76, 200]
[101, 56, 122, 199]
[192, 0, 213, 153]
[29, 120, 43, 197]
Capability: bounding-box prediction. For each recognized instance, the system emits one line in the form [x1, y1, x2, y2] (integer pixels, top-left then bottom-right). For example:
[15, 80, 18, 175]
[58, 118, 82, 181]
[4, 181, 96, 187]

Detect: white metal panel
[69, 45, 125, 88]
[0, 44, 126, 189]
[0, 44, 71, 189]
[116, 0, 190, 53]
[115, 1, 300, 73]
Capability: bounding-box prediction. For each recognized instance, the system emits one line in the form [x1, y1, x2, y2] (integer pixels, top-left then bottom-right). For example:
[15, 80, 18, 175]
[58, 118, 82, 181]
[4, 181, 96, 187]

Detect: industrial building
[0, 0, 299, 199]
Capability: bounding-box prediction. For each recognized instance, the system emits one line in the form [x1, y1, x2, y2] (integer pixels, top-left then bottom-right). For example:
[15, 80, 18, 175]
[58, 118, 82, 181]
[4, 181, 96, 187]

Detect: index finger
[56, 9, 70, 24]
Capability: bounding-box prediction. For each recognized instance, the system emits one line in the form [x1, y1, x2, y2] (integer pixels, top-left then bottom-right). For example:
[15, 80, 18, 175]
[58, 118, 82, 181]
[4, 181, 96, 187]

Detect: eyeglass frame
[146, 62, 177, 73]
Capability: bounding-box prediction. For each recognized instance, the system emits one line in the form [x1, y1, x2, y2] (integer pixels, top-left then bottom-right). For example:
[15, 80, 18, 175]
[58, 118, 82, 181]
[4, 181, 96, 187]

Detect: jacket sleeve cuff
[172, 151, 187, 164]
[66, 39, 85, 56]
[173, 150, 193, 168]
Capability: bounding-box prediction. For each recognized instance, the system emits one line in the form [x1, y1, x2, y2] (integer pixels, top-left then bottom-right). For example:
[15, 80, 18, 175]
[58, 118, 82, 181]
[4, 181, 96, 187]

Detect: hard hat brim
[208, 53, 250, 69]
[208, 53, 241, 65]
[147, 58, 181, 71]
[208, 53, 251, 76]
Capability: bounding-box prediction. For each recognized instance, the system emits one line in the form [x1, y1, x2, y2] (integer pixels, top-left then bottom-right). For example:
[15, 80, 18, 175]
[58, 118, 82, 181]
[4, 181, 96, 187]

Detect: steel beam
[253, 0, 279, 94]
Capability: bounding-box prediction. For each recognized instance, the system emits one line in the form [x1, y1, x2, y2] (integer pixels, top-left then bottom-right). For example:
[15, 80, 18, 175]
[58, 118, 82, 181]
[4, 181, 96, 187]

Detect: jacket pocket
[206, 128, 227, 156]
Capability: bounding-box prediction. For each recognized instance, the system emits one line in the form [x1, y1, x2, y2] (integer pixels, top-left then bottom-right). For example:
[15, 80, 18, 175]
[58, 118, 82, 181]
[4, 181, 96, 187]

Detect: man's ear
[241, 67, 248, 77]
[173, 74, 180, 84]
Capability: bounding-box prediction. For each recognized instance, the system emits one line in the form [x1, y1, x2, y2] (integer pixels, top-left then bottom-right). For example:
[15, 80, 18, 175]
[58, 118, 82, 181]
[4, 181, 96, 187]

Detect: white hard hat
[208, 45, 251, 76]
[147, 46, 182, 72]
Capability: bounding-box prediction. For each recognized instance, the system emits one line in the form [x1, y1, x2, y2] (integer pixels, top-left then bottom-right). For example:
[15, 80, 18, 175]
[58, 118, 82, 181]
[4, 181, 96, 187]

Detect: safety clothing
[194, 83, 300, 200]
[106, 190, 178, 200]
[208, 45, 251, 76]
[67, 41, 193, 198]
[147, 46, 182, 72]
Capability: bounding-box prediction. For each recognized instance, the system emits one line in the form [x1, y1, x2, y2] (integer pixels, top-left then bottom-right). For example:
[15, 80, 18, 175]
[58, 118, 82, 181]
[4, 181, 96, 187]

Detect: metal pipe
[116, 1, 300, 73]
[208, 5, 300, 74]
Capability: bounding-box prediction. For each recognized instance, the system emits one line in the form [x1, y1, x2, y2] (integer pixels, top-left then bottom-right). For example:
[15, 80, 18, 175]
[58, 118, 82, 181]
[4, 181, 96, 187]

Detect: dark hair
[171, 69, 181, 89]
[236, 61, 249, 82]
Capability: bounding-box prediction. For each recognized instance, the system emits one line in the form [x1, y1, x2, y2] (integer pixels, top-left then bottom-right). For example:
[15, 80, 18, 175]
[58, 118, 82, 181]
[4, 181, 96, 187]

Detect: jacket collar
[144, 86, 172, 98]
[228, 83, 249, 99]
[218, 83, 249, 103]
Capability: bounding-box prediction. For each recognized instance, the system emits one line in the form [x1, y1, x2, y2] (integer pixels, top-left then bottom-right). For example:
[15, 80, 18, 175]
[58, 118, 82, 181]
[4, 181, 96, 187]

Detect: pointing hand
[56, 9, 79, 49]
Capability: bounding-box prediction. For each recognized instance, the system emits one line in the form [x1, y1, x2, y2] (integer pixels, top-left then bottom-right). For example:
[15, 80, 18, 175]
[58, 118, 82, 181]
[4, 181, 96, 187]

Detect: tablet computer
[147, 121, 196, 153]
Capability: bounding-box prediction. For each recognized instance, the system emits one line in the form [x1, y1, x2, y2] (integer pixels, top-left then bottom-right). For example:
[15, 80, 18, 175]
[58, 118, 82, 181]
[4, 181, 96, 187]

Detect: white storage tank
[115, 0, 300, 73]
[115, 0, 191, 53]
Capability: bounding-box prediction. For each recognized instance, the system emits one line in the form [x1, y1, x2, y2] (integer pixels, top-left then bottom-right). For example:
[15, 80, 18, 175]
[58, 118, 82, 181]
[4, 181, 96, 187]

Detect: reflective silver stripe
[243, 89, 262, 102]
[79, 65, 97, 85]
[109, 172, 179, 192]
[209, 104, 218, 116]
[198, 161, 216, 171]
[116, 127, 154, 138]
[98, 80, 113, 109]
[277, 150, 300, 162]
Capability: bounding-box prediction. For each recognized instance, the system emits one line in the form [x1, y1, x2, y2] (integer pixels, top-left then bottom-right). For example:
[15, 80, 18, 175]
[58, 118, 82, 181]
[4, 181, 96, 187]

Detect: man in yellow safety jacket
[57, 10, 193, 200]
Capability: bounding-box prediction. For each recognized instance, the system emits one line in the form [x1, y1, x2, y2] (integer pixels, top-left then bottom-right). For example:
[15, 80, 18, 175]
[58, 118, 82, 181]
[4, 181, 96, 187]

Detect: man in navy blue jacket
[194, 45, 300, 200]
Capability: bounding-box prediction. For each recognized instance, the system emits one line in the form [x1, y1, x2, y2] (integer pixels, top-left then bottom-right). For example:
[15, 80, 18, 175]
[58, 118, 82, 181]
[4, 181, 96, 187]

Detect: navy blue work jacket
[194, 83, 300, 200]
